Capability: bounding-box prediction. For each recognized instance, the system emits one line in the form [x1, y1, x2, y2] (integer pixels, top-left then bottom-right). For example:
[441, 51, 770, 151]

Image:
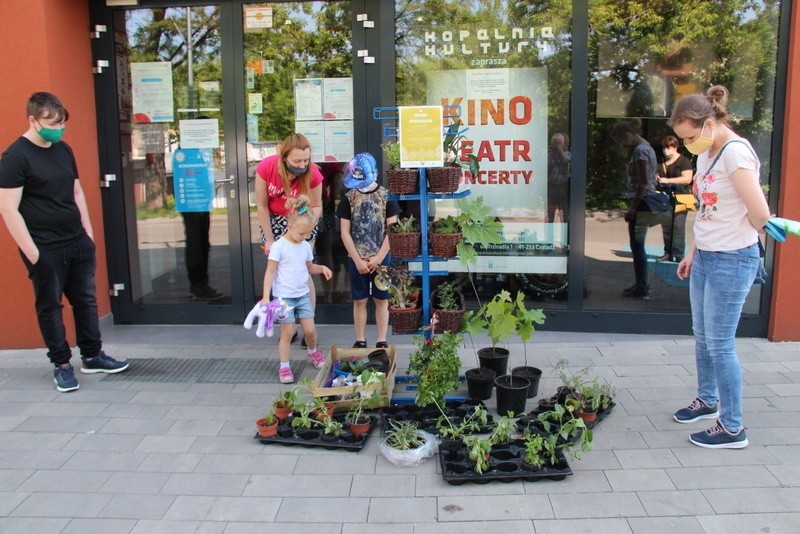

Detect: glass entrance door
[241, 2, 354, 317]
[112, 5, 241, 322]
[102, 1, 358, 324]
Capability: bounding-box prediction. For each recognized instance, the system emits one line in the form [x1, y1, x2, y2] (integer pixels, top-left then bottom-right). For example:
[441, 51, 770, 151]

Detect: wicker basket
[386, 169, 419, 194]
[388, 231, 420, 259]
[429, 231, 462, 258]
[389, 306, 421, 334]
[432, 292, 466, 333]
[427, 166, 462, 193]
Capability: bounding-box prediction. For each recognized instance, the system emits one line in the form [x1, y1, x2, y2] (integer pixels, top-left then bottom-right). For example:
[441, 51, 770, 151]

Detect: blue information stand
[374, 106, 469, 402]
[373, 106, 471, 332]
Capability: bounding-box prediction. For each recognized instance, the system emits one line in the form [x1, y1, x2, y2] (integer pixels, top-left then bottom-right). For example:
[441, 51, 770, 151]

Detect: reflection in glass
[116, 6, 229, 304]
[586, 0, 780, 313]
[243, 2, 353, 305]
[395, 0, 573, 308]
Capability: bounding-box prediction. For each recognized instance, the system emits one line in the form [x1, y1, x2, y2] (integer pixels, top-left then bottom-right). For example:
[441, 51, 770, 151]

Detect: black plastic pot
[465, 367, 496, 400]
[511, 366, 542, 398]
[494, 374, 530, 417]
[477, 347, 510, 377]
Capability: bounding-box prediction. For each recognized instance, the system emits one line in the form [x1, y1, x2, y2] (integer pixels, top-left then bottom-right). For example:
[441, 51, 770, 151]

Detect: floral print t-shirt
[693, 139, 760, 251]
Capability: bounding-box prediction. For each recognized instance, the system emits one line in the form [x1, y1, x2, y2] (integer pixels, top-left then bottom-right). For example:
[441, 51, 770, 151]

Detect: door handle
[215, 175, 235, 184]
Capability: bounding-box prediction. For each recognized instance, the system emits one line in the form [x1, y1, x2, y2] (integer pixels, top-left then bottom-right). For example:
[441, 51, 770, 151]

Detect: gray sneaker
[54, 364, 79, 392]
[673, 397, 719, 423]
[80, 352, 130, 374]
[690, 420, 748, 449]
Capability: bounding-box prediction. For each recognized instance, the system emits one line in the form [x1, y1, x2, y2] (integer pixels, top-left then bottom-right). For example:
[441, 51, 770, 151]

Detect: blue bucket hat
[343, 152, 378, 189]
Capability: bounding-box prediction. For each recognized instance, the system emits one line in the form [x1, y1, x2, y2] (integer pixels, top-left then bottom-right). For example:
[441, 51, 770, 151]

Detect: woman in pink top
[255, 134, 324, 318]
[255, 133, 324, 256]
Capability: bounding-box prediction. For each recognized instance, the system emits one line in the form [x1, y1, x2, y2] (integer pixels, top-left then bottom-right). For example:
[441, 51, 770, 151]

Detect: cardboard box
[312, 345, 397, 411]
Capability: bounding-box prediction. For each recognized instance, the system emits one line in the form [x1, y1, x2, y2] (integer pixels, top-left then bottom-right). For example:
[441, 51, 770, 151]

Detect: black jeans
[181, 211, 211, 287]
[21, 233, 102, 366]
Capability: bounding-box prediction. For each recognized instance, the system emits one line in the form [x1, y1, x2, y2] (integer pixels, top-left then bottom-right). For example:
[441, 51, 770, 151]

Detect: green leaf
[456, 242, 477, 266]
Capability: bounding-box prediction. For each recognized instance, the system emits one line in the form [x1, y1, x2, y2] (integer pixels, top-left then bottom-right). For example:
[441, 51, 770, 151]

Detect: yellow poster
[398, 106, 443, 168]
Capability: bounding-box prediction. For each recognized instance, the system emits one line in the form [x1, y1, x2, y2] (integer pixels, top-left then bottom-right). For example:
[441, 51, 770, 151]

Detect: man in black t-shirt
[0, 92, 130, 392]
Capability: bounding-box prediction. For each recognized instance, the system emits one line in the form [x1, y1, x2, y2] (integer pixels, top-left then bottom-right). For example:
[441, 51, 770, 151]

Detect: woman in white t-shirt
[668, 85, 770, 449]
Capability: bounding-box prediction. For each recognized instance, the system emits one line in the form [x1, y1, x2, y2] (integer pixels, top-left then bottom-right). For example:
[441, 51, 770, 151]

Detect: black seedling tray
[438, 439, 572, 485]
[254, 413, 377, 451]
[381, 399, 496, 435]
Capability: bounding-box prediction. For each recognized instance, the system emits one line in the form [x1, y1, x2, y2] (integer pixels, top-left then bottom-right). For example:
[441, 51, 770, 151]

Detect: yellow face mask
[684, 122, 714, 155]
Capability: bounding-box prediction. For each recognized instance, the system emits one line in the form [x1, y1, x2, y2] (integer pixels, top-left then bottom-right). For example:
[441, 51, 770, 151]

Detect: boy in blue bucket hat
[336, 153, 401, 348]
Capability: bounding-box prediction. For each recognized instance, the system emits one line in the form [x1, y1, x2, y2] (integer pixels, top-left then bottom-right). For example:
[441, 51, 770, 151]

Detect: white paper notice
[323, 121, 354, 162]
[323, 78, 353, 119]
[244, 6, 273, 29]
[294, 79, 323, 121]
[248, 93, 263, 114]
[466, 68, 510, 100]
[294, 121, 325, 161]
[131, 62, 174, 123]
[179, 119, 220, 149]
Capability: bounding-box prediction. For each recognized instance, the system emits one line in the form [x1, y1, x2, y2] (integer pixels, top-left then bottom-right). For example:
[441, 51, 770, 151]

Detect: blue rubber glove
[765, 217, 800, 242]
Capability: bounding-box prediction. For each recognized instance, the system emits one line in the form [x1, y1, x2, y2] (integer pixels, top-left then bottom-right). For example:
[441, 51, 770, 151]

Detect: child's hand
[320, 266, 333, 280]
[365, 256, 380, 271]
[356, 258, 371, 274]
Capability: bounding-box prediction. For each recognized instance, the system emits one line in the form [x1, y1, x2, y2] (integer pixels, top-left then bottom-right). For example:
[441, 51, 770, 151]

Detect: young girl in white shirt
[261, 195, 332, 383]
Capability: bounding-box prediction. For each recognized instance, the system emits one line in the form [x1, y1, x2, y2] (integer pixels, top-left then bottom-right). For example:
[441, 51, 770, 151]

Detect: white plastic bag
[378, 430, 439, 467]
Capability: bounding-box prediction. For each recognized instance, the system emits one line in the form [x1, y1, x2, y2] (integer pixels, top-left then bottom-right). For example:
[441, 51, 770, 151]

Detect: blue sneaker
[54, 364, 79, 392]
[690, 420, 749, 449]
[80, 352, 130, 374]
[673, 397, 719, 423]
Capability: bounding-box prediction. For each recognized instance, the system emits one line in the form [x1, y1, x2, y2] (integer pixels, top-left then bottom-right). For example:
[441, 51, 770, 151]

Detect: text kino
[442, 97, 533, 126]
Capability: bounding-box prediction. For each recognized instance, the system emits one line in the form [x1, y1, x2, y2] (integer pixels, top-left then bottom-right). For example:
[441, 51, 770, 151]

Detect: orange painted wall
[0, 0, 110, 349]
[769, 0, 800, 341]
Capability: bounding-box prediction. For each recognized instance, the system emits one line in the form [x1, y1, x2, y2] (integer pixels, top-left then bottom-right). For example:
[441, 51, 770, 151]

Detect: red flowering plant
[407, 314, 464, 407]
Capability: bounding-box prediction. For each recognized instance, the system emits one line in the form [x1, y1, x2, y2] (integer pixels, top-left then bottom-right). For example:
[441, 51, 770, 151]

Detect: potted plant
[290, 400, 320, 433]
[572, 376, 616, 423]
[382, 264, 421, 334]
[381, 141, 418, 194]
[533, 400, 593, 459]
[407, 315, 464, 409]
[428, 121, 480, 193]
[464, 289, 545, 383]
[320, 418, 346, 442]
[344, 370, 384, 440]
[435, 403, 488, 460]
[431, 280, 466, 333]
[465, 435, 492, 474]
[521, 432, 547, 471]
[272, 386, 299, 422]
[379, 419, 438, 467]
[256, 408, 279, 438]
[428, 197, 504, 264]
[310, 395, 334, 422]
[388, 215, 420, 259]
[489, 415, 516, 446]
[429, 215, 462, 259]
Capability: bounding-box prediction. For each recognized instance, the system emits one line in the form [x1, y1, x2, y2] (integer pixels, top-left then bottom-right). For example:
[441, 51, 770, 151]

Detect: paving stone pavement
[1, 324, 799, 533]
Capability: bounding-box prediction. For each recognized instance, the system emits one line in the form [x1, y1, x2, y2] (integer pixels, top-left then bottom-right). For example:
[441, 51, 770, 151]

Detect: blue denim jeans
[21, 233, 102, 366]
[690, 243, 760, 431]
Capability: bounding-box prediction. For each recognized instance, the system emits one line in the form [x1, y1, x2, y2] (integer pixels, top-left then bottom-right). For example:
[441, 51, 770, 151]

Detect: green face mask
[36, 121, 65, 143]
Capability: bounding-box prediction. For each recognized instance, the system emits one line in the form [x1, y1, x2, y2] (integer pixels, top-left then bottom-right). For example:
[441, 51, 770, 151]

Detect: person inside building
[656, 134, 694, 263]
[255, 133, 323, 347]
[670, 85, 770, 449]
[0, 92, 130, 392]
[546, 132, 571, 250]
[612, 119, 669, 301]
